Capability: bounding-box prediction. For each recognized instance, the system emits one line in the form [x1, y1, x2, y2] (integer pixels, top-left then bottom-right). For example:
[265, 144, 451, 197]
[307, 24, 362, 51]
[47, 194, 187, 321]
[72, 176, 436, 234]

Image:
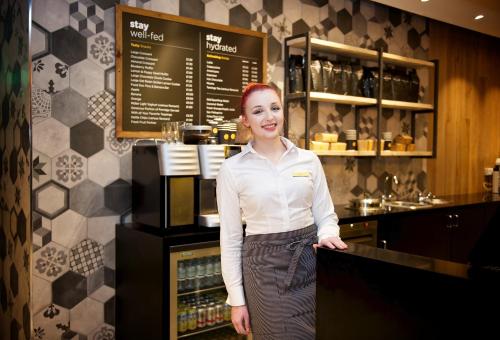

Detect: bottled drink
[197, 304, 207, 328]
[214, 257, 222, 285]
[187, 304, 197, 331]
[177, 307, 188, 333]
[196, 258, 206, 290]
[205, 256, 214, 287]
[177, 261, 186, 293]
[185, 260, 196, 291]
[215, 303, 224, 324]
[206, 303, 216, 326]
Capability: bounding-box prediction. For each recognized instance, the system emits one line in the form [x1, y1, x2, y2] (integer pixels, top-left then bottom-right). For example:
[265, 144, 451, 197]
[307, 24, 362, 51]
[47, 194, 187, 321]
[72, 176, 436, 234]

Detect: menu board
[116, 5, 267, 138]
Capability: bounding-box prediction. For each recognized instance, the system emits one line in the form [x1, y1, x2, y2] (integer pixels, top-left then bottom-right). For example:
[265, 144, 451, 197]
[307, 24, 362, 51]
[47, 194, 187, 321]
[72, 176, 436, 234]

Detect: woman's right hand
[231, 305, 251, 335]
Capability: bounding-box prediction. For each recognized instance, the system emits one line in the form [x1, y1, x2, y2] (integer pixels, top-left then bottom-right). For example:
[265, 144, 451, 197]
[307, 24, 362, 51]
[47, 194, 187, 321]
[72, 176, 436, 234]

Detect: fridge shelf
[177, 321, 233, 339]
[178, 285, 226, 297]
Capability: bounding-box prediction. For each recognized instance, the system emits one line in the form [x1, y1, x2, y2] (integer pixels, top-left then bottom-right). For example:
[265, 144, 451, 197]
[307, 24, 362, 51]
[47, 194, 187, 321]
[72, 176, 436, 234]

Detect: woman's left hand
[317, 236, 348, 250]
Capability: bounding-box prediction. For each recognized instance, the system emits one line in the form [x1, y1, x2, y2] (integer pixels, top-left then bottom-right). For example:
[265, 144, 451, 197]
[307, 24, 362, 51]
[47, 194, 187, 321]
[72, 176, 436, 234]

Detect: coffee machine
[132, 141, 200, 228]
[196, 144, 242, 227]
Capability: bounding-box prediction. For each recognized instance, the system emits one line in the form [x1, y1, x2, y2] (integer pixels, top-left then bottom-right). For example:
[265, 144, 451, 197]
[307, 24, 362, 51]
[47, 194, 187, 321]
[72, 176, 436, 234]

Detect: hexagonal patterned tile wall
[29, 0, 431, 337]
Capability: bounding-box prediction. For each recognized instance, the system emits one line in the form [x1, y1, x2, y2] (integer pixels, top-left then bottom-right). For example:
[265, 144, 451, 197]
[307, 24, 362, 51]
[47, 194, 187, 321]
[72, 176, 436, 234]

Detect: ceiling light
[421, 0, 430, 2]
[474, 14, 484, 20]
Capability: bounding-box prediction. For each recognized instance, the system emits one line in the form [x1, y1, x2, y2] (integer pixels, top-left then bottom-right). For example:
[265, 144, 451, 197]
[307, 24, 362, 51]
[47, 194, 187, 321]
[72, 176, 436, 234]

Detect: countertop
[316, 243, 500, 339]
[336, 192, 500, 223]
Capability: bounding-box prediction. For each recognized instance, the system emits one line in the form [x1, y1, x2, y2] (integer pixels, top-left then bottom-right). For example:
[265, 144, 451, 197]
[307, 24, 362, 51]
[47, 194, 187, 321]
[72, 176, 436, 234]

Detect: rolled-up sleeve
[216, 163, 246, 306]
[311, 155, 340, 241]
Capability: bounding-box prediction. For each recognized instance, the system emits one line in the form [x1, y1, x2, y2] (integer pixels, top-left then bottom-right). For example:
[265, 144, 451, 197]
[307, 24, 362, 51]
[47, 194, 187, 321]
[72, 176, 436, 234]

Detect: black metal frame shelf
[284, 32, 439, 158]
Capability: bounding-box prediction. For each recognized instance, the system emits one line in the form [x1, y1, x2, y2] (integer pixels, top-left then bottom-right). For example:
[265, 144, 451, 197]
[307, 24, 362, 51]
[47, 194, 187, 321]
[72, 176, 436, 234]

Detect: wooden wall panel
[427, 21, 500, 196]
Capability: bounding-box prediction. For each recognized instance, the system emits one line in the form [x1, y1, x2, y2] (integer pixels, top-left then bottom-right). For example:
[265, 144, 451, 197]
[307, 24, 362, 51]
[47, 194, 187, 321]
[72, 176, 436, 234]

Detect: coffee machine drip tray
[198, 214, 246, 227]
[198, 214, 220, 227]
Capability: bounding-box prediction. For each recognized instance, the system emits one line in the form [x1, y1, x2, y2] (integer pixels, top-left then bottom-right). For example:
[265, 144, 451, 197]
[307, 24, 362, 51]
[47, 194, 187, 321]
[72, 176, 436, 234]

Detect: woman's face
[241, 89, 284, 141]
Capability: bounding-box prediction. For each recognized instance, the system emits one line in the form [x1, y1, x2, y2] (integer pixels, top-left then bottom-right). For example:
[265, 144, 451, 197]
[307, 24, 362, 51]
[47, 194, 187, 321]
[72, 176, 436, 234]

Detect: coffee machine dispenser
[197, 144, 242, 227]
[132, 141, 200, 228]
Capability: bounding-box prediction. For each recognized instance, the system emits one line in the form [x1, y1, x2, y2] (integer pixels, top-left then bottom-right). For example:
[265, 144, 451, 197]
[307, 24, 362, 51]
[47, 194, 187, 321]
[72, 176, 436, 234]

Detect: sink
[427, 198, 450, 205]
[383, 201, 434, 210]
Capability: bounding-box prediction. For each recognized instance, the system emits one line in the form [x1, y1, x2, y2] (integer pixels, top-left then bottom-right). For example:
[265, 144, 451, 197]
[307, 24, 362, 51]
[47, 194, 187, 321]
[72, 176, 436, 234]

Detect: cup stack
[345, 130, 357, 150]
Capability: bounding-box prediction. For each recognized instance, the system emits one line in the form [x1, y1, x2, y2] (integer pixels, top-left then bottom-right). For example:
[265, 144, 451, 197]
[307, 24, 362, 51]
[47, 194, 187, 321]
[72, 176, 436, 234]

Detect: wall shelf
[310, 92, 377, 106]
[382, 52, 435, 68]
[284, 32, 438, 158]
[381, 100, 434, 111]
[287, 36, 379, 61]
[313, 150, 376, 157]
[381, 150, 433, 157]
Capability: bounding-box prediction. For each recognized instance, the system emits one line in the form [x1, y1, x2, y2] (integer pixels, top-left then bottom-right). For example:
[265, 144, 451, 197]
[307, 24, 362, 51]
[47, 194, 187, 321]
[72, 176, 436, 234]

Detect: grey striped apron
[242, 224, 318, 340]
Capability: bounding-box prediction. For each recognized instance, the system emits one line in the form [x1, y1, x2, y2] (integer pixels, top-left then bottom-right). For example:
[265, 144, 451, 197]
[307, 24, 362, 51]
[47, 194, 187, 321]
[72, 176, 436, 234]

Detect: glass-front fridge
[169, 241, 250, 340]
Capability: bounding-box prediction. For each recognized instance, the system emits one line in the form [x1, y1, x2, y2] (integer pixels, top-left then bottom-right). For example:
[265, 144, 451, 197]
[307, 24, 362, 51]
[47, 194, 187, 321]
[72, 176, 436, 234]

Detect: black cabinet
[378, 204, 498, 263]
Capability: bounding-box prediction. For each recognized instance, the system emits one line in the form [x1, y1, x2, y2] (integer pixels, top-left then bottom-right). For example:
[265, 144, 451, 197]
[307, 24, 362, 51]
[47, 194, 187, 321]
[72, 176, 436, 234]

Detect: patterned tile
[89, 324, 115, 339]
[51, 149, 87, 189]
[51, 26, 88, 66]
[69, 179, 105, 217]
[88, 150, 120, 187]
[51, 210, 87, 249]
[70, 0, 105, 37]
[104, 67, 115, 94]
[52, 88, 88, 127]
[33, 227, 52, 249]
[34, 181, 69, 219]
[119, 150, 132, 181]
[33, 304, 70, 340]
[271, 14, 292, 40]
[69, 59, 105, 98]
[33, 150, 52, 189]
[251, 9, 273, 34]
[88, 216, 118, 248]
[229, 4, 251, 28]
[104, 125, 133, 157]
[151, 0, 179, 15]
[33, 242, 69, 282]
[283, 0, 302, 23]
[205, 0, 229, 25]
[69, 239, 104, 276]
[70, 120, 104, 158]
[33, 118, 70, 158]
[103, 239, 115, 270]
[87, 32, 115, 69]
[32, 54, 70, 95]
[89, 91, 115, 128]
[104, 179, 131, 215]
[33, 0, 70, 32]
[32, 276, 52, 315]
[292, 18, 309, 35]
[89, 285, 114, 303]
[180, 0, 205, 20]
[32, 22, 50, 60]
[241, 0, 262, 13]
[70, 297, 104, 335]
[301, 2, 320, 27]
[52, 271, 87, 309]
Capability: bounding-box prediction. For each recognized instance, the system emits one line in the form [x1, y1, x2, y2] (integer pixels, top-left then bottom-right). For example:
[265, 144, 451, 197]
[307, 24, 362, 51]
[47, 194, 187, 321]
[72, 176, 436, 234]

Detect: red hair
[240, 83, 280, 116]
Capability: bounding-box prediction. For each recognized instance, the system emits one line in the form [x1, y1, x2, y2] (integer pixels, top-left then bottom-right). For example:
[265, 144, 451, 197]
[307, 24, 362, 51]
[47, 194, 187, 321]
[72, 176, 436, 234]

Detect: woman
[216, 83, 347, 339]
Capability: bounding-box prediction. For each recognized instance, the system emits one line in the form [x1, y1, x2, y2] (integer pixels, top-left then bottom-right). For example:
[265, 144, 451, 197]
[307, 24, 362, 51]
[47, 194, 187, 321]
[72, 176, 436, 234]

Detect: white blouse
[216, 137, 340, 306]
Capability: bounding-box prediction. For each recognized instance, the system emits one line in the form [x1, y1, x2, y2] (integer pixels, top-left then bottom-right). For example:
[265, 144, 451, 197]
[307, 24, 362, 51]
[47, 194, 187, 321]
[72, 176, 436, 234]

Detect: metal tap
[382, 174, 399, 204]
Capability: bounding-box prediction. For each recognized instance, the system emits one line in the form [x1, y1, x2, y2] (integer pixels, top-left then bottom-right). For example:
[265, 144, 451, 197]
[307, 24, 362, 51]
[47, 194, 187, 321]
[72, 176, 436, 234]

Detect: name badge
[292, 171, 310, 177]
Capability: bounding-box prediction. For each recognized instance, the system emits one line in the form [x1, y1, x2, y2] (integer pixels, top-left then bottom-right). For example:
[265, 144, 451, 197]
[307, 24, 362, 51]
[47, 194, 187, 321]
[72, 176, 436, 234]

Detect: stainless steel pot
[349, 197, 382, 211]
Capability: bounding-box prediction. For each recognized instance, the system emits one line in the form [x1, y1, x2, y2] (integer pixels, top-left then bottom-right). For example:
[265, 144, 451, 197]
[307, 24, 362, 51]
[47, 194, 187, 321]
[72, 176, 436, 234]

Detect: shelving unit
[284, 32, 439, 158]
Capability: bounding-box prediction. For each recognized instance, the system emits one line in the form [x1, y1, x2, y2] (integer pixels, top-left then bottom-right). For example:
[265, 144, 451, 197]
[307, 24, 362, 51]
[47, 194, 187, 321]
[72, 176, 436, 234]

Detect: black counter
[335, 192, 500, 223]
[316, 244, 500, 340]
